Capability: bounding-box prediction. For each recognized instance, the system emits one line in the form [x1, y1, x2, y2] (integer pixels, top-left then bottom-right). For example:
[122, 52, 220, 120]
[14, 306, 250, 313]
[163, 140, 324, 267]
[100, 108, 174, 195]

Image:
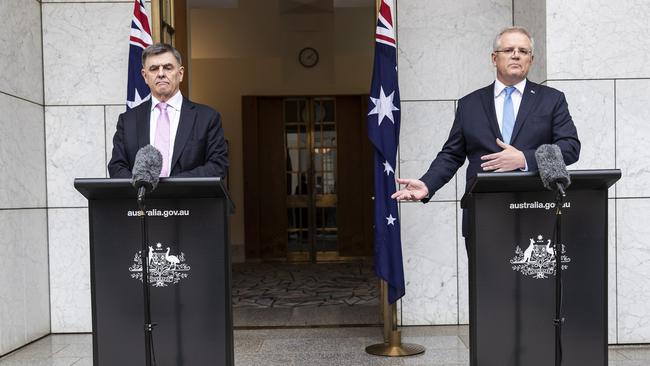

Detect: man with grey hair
[108, 43, 229, 178]
[392, 26, 580, 248]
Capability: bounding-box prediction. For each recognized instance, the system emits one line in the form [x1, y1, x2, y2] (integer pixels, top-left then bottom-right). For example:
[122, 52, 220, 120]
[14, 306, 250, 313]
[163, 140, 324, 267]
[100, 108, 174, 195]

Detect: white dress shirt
[150, 91, 183, 174]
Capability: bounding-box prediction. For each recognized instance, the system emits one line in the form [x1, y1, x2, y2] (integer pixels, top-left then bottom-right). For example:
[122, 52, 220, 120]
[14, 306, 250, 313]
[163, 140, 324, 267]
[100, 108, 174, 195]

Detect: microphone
[131, 145, 163, 202]
[535, 144, 571, 197]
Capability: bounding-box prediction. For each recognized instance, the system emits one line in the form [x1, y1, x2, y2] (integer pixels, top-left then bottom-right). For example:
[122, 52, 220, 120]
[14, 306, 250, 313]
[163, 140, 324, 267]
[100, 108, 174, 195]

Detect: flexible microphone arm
[136, 183, 152, 209]
[130, 145, 162, 366]
[556, 182, 566, 198]
[534, 144, 570, 366]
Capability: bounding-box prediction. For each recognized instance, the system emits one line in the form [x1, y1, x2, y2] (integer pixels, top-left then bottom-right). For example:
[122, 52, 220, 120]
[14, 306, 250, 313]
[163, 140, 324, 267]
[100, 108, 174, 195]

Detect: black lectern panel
[75, 178, 234, 366]
[76, 178, 234, 213]
[466, 170, 619, 366]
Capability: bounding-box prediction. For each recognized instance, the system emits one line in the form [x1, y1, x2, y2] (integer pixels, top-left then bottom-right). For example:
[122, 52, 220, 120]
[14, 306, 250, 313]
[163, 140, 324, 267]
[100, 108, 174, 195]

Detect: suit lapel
[479, 83, 502, 140]
[170, 98, 196, 170]
[136, 100, 152, 148]
[510, 80, 540, 144]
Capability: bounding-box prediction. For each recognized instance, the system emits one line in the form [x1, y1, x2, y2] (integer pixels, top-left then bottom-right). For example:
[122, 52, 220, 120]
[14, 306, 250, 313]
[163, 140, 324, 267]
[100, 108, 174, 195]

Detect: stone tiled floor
[232, 262, 378, 308]
[5, 263, 648, 365]
[2, 326, 650, 366]
[232, 261, 380, 327]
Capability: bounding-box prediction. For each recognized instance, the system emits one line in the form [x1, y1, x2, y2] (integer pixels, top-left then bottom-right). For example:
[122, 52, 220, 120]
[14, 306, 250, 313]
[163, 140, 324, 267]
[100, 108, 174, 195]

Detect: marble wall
[0, 0, 49, 356]
[397, 0, 511, 101]
[612, 79, 650, 344]
[546, 0, 650, 80]
[545, 0, 650, 345]
[396, 0, 650, 345]
[41, 0, 138, 333]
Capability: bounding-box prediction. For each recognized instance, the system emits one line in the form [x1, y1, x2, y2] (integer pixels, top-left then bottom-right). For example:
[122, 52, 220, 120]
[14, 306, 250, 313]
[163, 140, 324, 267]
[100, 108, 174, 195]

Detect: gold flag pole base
[365, 330, 426, 356]
[365, 280, 425, 357]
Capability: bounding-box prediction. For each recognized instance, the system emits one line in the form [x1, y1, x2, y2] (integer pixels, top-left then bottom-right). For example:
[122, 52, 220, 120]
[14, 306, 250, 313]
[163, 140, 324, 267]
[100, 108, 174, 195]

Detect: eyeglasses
[494, 48, 532, 56]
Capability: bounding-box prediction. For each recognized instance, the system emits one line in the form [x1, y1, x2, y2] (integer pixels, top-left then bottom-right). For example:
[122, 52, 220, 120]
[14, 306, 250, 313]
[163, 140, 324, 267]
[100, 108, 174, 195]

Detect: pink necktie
[154, 102, 170, 177]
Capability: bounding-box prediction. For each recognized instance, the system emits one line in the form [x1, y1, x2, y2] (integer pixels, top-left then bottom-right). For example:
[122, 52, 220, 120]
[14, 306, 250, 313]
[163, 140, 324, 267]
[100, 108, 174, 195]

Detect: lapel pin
[531, 90, 536, 94]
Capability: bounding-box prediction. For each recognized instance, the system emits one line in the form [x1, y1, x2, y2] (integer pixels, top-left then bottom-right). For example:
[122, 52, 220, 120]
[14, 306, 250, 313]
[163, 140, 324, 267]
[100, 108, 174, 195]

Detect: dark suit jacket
[108, 98, 229, 178]
[419, 80, 580, 236]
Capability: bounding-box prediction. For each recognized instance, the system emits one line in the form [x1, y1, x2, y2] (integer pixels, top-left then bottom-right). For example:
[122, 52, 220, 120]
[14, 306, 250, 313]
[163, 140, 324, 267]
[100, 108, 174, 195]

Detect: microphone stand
[137, 186, 156, 366]
[553, 187, 565, 366]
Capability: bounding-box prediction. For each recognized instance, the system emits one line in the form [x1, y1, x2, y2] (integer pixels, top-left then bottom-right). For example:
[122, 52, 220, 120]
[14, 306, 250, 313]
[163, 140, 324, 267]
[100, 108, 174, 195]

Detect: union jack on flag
[126, 0, 153, 109]
[367, 0, 404, 304]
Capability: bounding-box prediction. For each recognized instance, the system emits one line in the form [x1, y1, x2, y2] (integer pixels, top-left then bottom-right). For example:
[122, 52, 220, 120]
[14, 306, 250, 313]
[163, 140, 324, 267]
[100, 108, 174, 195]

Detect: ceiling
[187, 0, 374, 9]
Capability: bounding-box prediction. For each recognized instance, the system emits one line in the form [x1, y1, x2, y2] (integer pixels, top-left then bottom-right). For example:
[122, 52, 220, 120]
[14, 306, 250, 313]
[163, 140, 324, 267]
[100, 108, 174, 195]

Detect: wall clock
[298, 47, 319, 68]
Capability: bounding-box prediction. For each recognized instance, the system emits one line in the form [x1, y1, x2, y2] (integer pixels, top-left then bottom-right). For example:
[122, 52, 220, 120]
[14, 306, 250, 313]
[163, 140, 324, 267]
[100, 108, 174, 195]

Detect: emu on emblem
[129, 242, 191, 287]
[510, 234, 570, 279]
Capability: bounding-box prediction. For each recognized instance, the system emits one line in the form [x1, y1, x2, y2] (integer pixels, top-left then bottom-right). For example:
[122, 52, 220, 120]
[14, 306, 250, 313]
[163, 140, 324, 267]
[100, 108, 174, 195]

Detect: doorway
[188, 1, 379, 327]
[243, 95, 374, 262]
[285, 97, 338, 262]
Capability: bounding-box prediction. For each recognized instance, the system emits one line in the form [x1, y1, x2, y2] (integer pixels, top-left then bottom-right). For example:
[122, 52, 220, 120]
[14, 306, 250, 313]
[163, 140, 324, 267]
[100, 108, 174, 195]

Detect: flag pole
[366, 0, 423, 356]
[365, 279, 425, 357]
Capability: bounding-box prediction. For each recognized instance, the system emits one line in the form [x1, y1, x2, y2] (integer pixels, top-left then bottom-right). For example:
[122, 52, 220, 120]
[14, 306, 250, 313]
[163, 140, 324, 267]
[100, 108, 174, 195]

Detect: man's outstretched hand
[391, 178, 429, 201]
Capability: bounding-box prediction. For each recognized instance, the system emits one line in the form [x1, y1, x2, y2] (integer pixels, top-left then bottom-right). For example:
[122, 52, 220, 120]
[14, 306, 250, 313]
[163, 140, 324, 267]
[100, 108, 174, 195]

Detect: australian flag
[126, 0, 153, 109]
[367, 0, 404, 304]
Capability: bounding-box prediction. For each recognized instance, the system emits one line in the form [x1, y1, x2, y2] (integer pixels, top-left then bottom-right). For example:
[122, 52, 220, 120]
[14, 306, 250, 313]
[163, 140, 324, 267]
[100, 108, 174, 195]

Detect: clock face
[298, 47, 319, 68]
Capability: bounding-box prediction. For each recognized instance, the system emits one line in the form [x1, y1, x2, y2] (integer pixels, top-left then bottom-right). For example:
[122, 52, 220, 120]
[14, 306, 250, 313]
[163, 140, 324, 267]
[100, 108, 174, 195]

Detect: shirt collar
[494, 79, 527, 98]
[150, 90, 183, 111]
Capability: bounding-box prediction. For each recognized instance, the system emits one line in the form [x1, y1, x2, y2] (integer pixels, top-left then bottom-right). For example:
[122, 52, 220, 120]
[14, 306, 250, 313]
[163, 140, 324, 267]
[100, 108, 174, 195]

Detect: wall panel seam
[44, 104, 124, 107]
[0, 91, 43, 107]
[401, 99, 458, 103]
[547, 77, 650, 82]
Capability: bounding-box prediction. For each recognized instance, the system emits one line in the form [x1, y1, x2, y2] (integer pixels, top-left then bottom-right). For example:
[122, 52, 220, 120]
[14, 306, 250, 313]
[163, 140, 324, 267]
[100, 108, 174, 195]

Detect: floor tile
[2, 329, 650, 366]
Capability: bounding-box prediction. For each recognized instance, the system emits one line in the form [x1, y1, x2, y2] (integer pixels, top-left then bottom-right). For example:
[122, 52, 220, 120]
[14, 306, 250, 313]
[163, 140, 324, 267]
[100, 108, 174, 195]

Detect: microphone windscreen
[131, 145, 163, 190]
[535, 144, 571, 191]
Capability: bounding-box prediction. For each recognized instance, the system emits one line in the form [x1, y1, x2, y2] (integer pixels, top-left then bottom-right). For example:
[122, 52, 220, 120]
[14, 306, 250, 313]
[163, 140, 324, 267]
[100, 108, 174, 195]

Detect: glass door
[284, 97, 337, 262]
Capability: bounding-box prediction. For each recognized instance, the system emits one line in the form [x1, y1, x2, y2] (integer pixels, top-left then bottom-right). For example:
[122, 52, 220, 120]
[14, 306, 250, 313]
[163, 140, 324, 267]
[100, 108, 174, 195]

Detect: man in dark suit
[108, 43, 228, 178]
[392, 27, 580, 240]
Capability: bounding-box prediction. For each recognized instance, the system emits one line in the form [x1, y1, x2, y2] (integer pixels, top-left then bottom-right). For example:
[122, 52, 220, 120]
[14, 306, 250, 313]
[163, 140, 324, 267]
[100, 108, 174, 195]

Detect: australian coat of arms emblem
[129, 242, 191, 287]
[510, 234, 570, 279]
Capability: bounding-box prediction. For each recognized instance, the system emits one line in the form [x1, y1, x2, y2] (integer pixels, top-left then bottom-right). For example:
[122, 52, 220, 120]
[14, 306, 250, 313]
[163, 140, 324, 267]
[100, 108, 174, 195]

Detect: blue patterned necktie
[502, 86, 516, 144]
